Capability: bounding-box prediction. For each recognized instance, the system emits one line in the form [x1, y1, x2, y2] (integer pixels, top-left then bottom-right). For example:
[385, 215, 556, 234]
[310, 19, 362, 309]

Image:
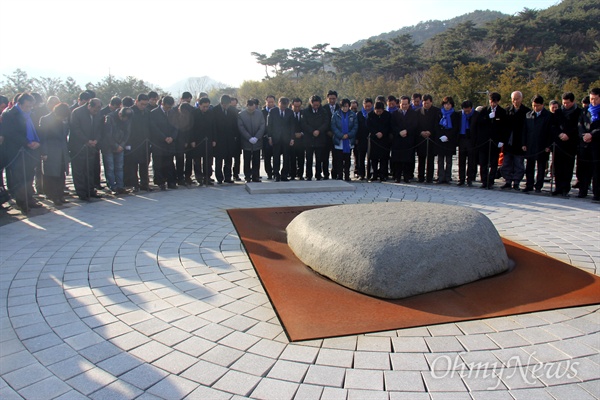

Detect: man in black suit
[289, 98, 305, 180]
[267, 97, 295, 181]
[322, 90, 339, 179]
[190, 97, 216, 185]
[501, 91, 530, 190]
[213, 95, 239, 184]
[149, 96, 178, 190]
[301, 95, 329, 181]
[521, 95, 557, 193]
[261, 95, 276, 180]
[70, 98, 104, 200]
[125, 94, 152, 192]
[390, 96, 418, 183]
[475, 92, 509, 189]
[416, 94, 439, 183]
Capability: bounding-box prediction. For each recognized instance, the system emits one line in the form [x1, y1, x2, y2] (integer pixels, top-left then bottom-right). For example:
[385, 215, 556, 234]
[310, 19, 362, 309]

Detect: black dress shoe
[252, 178, 262, 183]
[281, 178, 289, 182]
[467, 182, 473, 187]
[522, 187, 533, 193]
[233, 175, 242, 181]
[78, 195, 90, 201]
[224, 179, 234, 184]
[535, 188, 542, 193]
[500, 182, 512, 189]
[306, 177, 312, 181]
[577, 192, 588, 198]
[551, 190, 561, 196]
[275, 176, 281, 182]
[89, 192, 103, 198]
[513, 183, 520, 190]
[159, 184, 167, 191]
[29, 201, 43, 208]
[480, 184, 487, 189]
[299, 177, 305, 181]
[167, 183, 178, 189]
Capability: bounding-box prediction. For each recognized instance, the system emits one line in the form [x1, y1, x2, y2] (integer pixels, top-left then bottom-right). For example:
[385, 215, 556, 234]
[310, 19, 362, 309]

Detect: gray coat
[237, 109, 265, 152]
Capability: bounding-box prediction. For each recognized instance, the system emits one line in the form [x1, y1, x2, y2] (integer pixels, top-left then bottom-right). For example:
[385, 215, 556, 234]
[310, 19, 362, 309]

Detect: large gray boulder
[286, 203, 509, 299]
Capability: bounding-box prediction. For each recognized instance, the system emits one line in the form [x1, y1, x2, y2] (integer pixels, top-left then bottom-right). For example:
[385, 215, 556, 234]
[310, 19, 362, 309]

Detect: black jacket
[505, 104, 530, 155]
[149, 106, 178, 155]
[267, 107, 294, 144]
[390, 108, 418, 162]
[301, 106, 329, 148]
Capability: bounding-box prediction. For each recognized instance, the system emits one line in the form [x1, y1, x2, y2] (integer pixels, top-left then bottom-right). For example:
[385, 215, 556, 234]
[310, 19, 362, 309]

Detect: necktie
[281, 110, 283, 118]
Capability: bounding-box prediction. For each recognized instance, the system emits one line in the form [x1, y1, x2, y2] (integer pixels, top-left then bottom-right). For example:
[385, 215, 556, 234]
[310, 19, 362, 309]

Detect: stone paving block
[322, 336, 357, 351]
[428, 324, 464, 337]
[522, 343, 571, 363]
[152, 350, 198, 374]
[248, 339, 286, 358]
[109, 330, 151, 352]
[174, 335, 215, 357]
[353, 351, 390, 370]
[218, 331, 261, 351]
[230, 352, 276, 376]
[3, 362, 51, 390]
[425, 336, 465, 353]
[280, 344, 320, 364]
[22, 332, 63, 353]
[151, 327, 191, 347]
[487, 331, 531, 348]
[428, 392, 473, 400]
[185, 384, 232, 400]
[250, 377, 299, 400]
[389, 353, 429, 371]
[171, 315, 211, 333]
[357, 336, 391, 352]
[293, 383, 323, 400]
[384, 370, 425, 391]
[212, 369, 261, 397]
[320, 386, 347, 400]
[220, 314, 259, 332]
[391, 337, 428, 353]
[89, 379, 144, 400]
[457, 334, 501, 351]
[146, 374, 198, 399]
[200, 344, 244, 367]
[120, 363, 169, 391]
[508, 387, 555, 399]
[344, 369, 384, 390]
[181, 360, 228, 386]
[315, 348, 354, 368]
[17, 375, 71, 399]
[128, 340, 172, 363]
[303, 365, 346, 388]
[194, 323, 234, 342]
[542, 323, 587, 340]
[389, 392, 430, 400]
[422, 370, 468, 392]
[14, 322, 53, 341]
[66, 367, 117, 395]
[97, 352, 143, 377]
[266, 360, 310, 383]
[0, 350, 37, 375]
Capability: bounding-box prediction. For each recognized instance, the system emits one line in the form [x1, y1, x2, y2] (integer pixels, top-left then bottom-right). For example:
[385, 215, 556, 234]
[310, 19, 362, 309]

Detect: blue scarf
[361, 108, 369, 119]
[15, 103, 40, 143]
[440, 108, 454, 129]
[340, 111, 351, 153]
[589, 103, 600, 122]
[411, 104, 422, 111]
[460, 109, 474, 135]
[387, 106, 399, 114]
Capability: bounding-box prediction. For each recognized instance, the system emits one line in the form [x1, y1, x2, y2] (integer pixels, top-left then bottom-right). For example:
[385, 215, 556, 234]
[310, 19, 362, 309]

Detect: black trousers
[354, 144, 367, 178]
[305, 146, 323, 179]
[263, 141, 273, 178]
[458, 136, 478, 183]
[7, 148, 37, 204]
[416, 140, 435, 182]
[479, 143, 501, 186]
[290, 146, 305, 178]
[333, 149, 351, 180]
[215, 150, 233, 183]
[272, 141, 290, 179]
[124, 144, 150, 188]
[321, 144, 332, 178]
[71, 147, 97, 197]
[525, 152, 550, 190]
[393, 161, 413, 182]
[552, 144, 576, 194]
[243, 149, 261, 181]
[153, 152, 176, 185]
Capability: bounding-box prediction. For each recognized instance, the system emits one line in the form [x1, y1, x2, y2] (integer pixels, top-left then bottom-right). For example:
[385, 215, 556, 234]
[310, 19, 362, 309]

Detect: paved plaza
[0, 177, 599, 399]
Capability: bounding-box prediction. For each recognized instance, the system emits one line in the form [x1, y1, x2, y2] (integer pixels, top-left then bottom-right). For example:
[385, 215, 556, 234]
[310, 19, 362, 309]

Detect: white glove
[440, 135, 448, 143]
[497, 142, 503, 148]
[249, 137, 258, 144]
[489, 111, 495, 119]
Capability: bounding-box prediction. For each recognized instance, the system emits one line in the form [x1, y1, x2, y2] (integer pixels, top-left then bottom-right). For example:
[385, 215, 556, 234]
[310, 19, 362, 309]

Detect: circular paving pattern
[0, 182, 598, 399]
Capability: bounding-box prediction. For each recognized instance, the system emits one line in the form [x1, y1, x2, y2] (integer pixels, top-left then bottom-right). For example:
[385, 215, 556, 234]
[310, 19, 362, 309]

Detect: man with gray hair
[501, 91, 530, 190]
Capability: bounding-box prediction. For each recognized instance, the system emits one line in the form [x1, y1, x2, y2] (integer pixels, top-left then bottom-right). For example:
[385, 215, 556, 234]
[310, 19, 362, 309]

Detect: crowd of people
[0, 87, 598, 214]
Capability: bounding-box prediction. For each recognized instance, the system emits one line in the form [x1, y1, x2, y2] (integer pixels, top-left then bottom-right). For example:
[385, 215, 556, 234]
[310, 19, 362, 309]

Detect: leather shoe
[167, 183, 178, 189]
[90, 192, 102, 198]
[500, 182, 512, 189]
[159, 184, 167, 191]
[224, 179, 234, 184]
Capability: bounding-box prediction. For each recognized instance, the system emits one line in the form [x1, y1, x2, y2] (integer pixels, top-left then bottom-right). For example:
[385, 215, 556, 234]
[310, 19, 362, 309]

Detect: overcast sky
[1, 0, 559, 90]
